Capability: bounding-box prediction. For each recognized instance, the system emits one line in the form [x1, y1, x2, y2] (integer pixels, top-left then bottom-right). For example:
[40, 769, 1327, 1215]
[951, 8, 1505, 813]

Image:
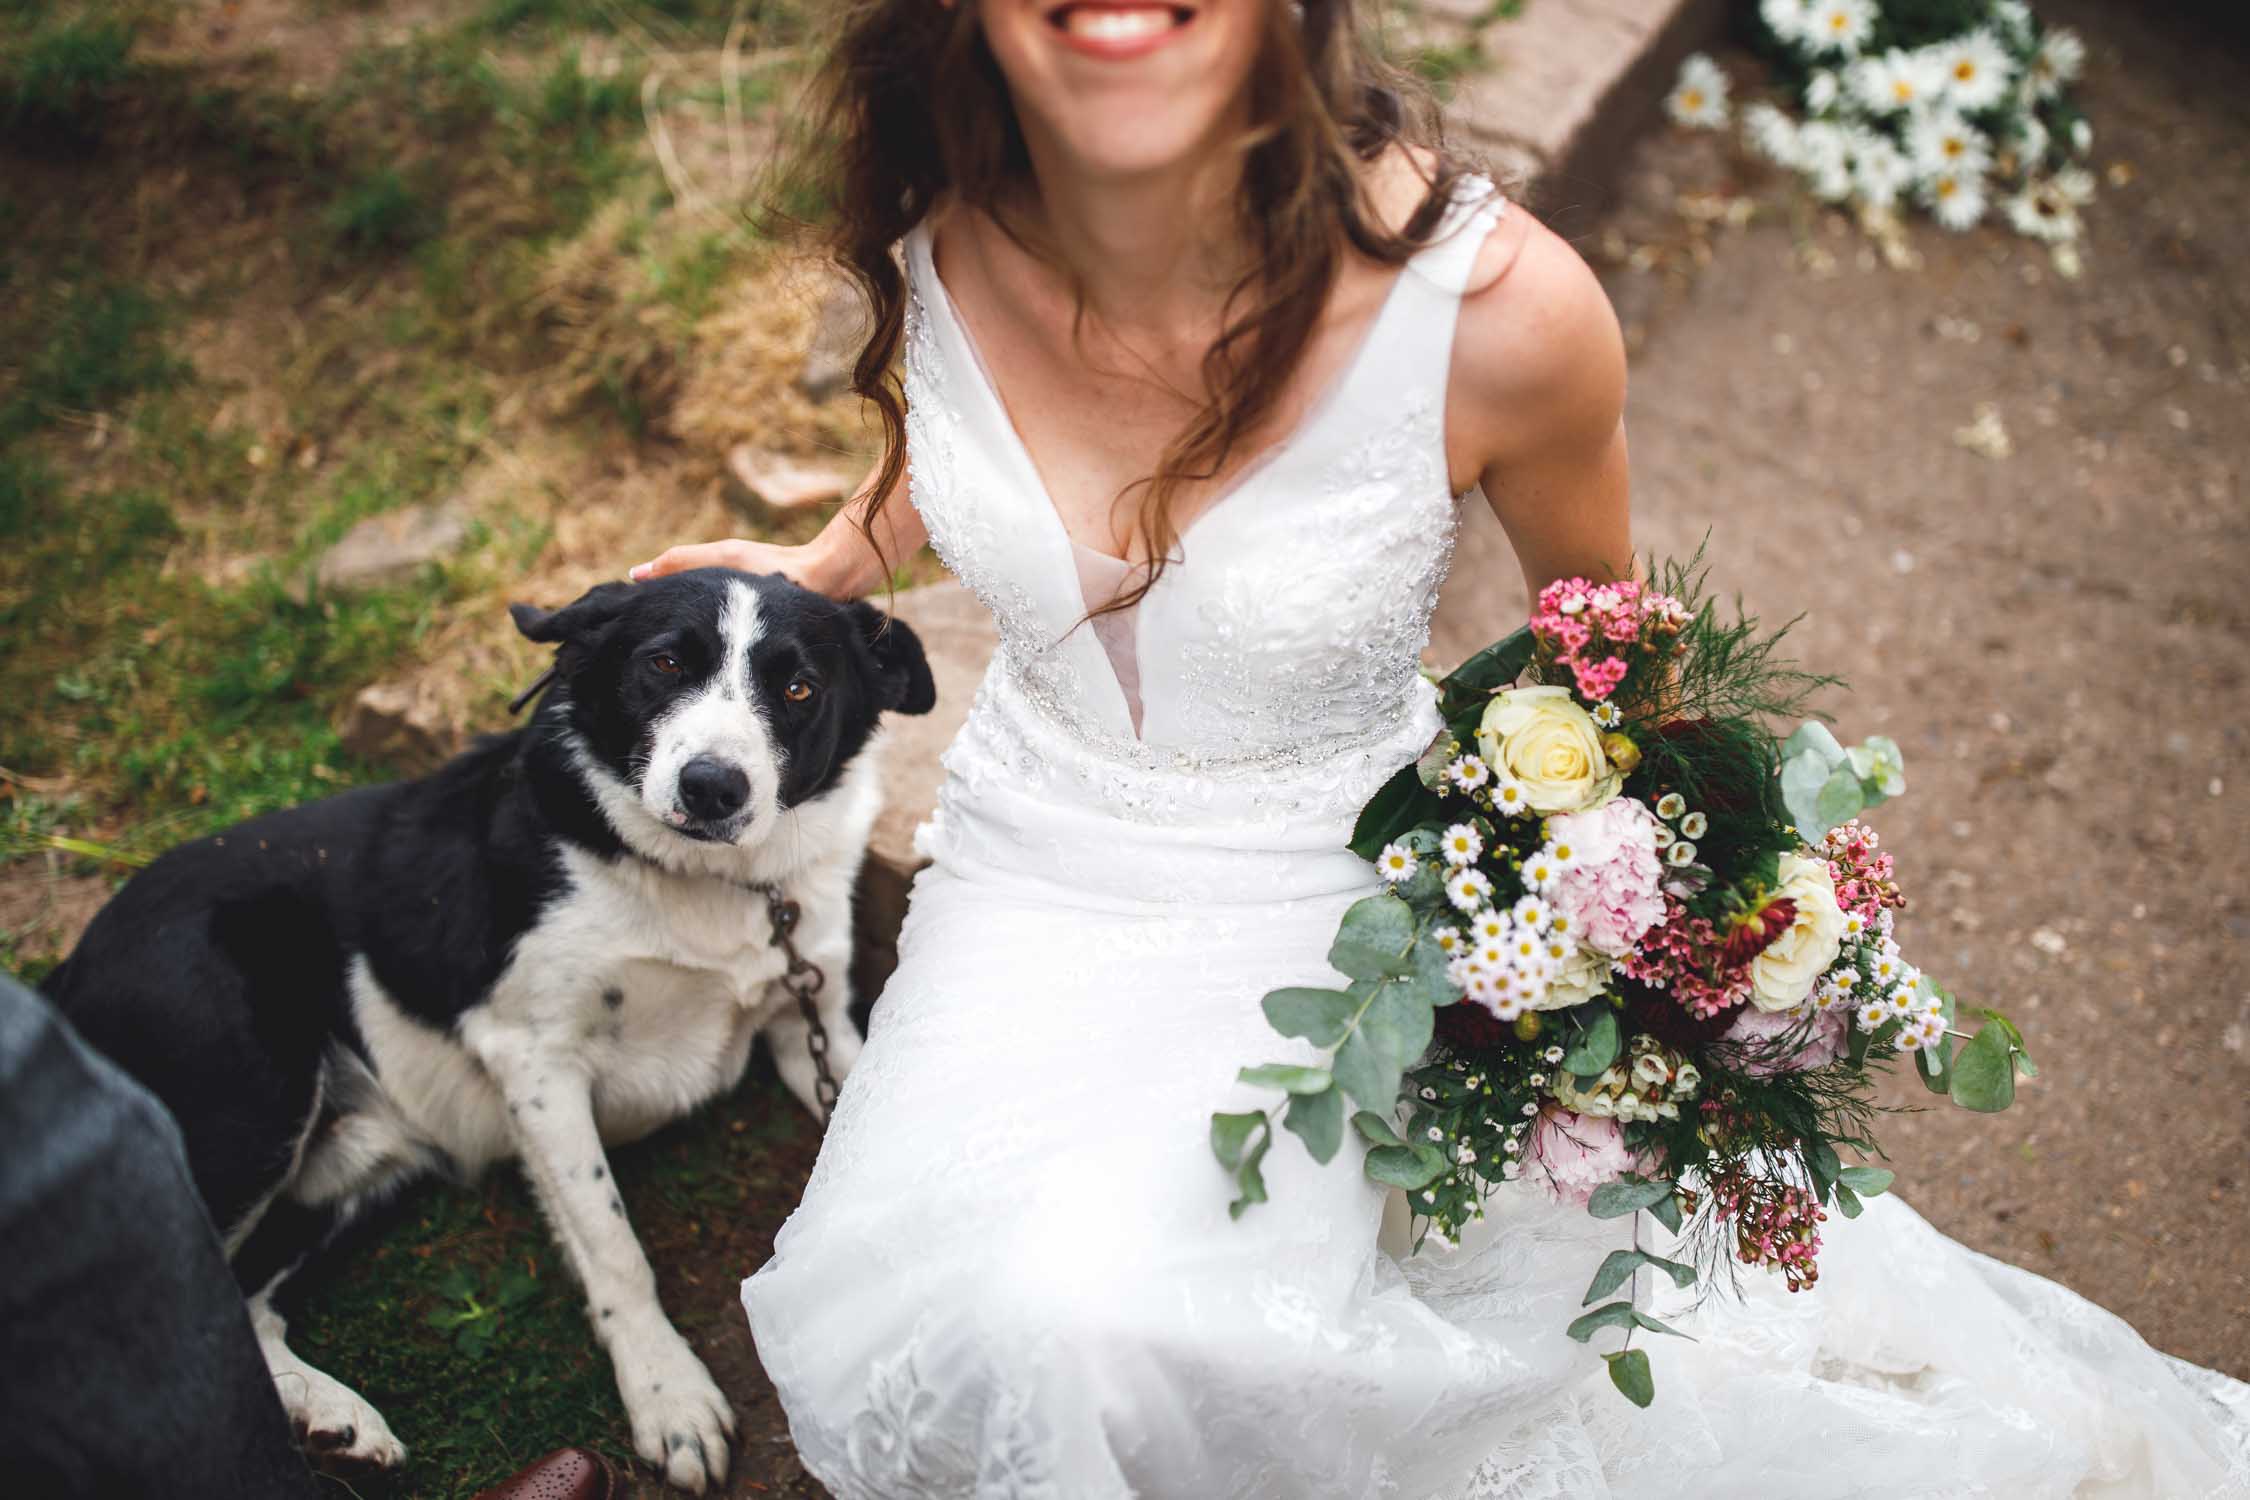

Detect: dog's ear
[510, 582, 634, 646]
[846, 600, 937, 716]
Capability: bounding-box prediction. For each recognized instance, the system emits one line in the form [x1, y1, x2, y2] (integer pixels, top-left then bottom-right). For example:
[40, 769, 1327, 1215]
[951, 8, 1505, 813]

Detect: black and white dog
[44, 567, 933, 1493]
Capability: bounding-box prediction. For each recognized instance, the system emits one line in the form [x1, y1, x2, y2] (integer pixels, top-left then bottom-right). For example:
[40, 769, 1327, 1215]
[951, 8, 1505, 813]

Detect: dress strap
[1404, 172, 1508, 300]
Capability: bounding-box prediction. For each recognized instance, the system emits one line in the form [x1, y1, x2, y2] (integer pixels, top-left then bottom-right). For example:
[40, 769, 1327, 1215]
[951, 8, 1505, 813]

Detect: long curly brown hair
[786, 0, 1481, 613]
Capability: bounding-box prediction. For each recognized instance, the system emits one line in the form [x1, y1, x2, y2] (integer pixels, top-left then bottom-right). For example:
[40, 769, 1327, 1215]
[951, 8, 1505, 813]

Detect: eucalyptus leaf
[1833, 1183, 1864, 1219]
[1915, 1032, 1955, 1094]
[1228, 1130, 1272, 1220]
[1586, 1177, 1674, 1220]
[1210, 1110, 1265, 1170]
[1262, 987, 1356, 1048]
[1566, 1300, 1640, 1343]
[1282, 1082, 1345, 1164]
[1584, 1249, 1646, 1305]
[1333, 1027, 1406, 1113]
[1646, 1190, 1684, 1235]
[1352, 1109, 1406, 1148]
[1563, 1011, 1621, 1079]
[1329, 894, 1417, 981]
[1813, 762, 1866, 834]
[1606, 1348, 1655, 1408]
[1837, 1166, 1895, 1197]
[1360, 981, 1437, 1066]
[1950, 1023, 2017, 1112]
[1632, 1310, 1693, 1340]
[1236, 1063, 1334, 1095]
[1364, 1142, 1448, 1190]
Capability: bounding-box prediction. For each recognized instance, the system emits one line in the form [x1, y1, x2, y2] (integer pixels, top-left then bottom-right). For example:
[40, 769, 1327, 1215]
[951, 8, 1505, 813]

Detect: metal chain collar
[746, 880, 840, 1126]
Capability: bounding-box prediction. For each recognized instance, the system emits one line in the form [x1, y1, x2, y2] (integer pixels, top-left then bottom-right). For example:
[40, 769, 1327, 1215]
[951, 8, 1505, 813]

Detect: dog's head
[511, 568, 935, 858]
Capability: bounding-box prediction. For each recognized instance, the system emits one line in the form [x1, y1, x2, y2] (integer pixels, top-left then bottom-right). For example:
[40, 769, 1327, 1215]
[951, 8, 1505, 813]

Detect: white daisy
[1801, 0, 1875, 57]
[1440, 823, 1484, 866]
[1512, 895, 1552, 932]
[2027, 28, 2086, 101]
[1472, 909, 1509, 942]
[1805, 67, 1840, 114]
[1992, 0, 2034, 43]
[1759, 0, 1815, 47]
[1491, 776, 1529, 815]
[1848, 48, 1942, 116]
[1521, 854, 1560, 893]
[1922, 165, 1989, 232]
[1907, 112, 1992, 177]
[1433, 924, 1462, 955]
[1591, 701, 1622, 729]
[1446, 868, 1496, 912]
[1545, 837, 1580, 869]
[1446, 754, 1492, 793]
[2004, 178, 2079, 243]
[1856, 1000, 1890, 1031]
[1546, 911, 1572, 939]
[1933, 29, 2014, 113]
[1796, 119, 1855, 201]
[1376, 842, 1419, 882]
[1667, 53, 1731, 130]
[2014, 110, 2051, 168]
[1850, 131, 1915, 211]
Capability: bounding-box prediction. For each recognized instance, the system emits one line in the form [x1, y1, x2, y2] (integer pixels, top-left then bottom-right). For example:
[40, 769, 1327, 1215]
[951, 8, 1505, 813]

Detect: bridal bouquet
[1211, 552, 2034, 1407]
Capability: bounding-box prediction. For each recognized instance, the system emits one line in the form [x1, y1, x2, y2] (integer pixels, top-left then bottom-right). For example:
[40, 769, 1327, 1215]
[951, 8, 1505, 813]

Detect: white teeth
[1062, 6, 1177, 42]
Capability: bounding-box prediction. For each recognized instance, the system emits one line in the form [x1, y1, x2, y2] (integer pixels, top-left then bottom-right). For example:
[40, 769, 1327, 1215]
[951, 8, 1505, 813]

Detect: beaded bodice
[900, 178, 1505, 844]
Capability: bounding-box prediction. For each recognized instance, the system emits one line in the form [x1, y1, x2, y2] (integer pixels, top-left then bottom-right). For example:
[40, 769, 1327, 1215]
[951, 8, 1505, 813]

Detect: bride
[635, 1, 2250, 1494]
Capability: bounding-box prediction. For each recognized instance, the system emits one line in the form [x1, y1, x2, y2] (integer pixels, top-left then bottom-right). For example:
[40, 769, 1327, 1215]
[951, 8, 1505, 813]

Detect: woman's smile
[1044, 3, 1198, 62]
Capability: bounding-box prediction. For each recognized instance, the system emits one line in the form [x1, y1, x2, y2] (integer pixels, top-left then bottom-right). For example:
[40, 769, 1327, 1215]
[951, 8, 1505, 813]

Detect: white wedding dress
[740, 178, 2250, 1499]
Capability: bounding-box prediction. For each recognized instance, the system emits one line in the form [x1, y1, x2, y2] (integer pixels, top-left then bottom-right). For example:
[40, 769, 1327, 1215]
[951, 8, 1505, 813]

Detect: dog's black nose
[677, 756, 751, 822]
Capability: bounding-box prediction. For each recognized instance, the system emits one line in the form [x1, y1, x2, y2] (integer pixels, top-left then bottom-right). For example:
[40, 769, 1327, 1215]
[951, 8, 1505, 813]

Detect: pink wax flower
[1716, 1003, 1848, 1076]
[1527, 1107, 1638, 1207]
[1545, 798, 1667, 958]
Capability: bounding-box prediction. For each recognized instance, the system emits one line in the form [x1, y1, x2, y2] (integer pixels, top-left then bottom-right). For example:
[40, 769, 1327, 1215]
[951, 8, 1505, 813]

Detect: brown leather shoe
[472, 1446, 617, 1500]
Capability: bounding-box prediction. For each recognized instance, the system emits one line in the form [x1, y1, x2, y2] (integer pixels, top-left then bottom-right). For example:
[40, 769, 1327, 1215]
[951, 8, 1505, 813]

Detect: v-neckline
[909, 218, 1430, 572]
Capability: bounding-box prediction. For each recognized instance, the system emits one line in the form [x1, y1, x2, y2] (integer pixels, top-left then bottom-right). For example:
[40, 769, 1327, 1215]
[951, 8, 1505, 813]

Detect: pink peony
[1716, 1004, 1848, 1076]
[1526, 1108, 1638, 1207]
[1545, 799, 1667, 957]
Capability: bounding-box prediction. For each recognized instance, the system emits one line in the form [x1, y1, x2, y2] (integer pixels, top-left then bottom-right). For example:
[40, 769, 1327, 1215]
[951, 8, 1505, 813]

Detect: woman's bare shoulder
[1449, 201, 1627, 472]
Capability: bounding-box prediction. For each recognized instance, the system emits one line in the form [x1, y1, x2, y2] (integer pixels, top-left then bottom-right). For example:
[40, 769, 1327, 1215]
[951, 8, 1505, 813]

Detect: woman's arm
[1445, 207, 1634, 597]
[629, 465, 929, 599]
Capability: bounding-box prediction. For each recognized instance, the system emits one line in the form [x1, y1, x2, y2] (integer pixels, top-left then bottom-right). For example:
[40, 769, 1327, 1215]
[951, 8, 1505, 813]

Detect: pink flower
[1527, 1108, 1637, 1207]
[1716, 1004, 1847, 1076]
[1545, 799, 1667, 957]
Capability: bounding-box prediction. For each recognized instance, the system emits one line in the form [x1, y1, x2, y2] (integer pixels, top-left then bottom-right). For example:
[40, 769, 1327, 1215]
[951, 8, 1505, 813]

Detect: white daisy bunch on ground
[1669, 0, 2096, 262]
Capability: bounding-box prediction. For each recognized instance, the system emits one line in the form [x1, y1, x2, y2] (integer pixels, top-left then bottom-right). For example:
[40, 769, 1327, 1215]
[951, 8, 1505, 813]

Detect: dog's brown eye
[651, 653, 681, 676]
[785, 678, 814, 703]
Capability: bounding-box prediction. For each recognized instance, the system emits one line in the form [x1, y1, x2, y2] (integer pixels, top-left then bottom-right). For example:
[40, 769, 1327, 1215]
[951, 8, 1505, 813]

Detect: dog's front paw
[275, 1366, 407, 1472]
[613, 1324, 736, 1493]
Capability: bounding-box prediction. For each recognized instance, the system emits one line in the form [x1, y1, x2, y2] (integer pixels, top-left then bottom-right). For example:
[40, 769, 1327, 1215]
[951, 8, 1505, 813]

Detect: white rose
[1532, 947, 1612, 1013]
[1748, 852, 1849, 1012]
[1475, 687, 1623, 815]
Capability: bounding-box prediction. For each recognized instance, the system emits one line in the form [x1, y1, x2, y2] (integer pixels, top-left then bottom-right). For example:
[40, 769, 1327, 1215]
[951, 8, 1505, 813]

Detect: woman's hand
[629, 538, 828, 590]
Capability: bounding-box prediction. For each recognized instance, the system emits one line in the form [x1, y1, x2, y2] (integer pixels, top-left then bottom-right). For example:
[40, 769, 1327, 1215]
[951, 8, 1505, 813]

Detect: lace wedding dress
[740, 178, 2250, 1499]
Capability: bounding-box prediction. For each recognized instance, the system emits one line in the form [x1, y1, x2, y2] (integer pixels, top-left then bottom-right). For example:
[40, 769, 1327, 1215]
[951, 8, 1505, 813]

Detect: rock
[297, 503, 471, 602]
[797, 279, 870, 402]
[337, 678, 464, 772]
[724, 444, 853, 516]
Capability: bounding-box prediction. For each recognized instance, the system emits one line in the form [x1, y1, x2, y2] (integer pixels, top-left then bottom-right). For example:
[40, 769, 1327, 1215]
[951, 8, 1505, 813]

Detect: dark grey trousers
[0, 970, 320, 1499]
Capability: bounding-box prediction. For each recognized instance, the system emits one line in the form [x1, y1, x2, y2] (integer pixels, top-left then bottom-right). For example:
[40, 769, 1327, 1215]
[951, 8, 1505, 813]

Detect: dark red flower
[1718, 896, 1796, 968]
[1435, 1000, 1515, 1052]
